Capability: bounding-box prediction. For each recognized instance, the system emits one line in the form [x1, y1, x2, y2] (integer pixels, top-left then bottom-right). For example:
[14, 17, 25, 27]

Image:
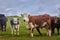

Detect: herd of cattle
[0, 13, 60, 37]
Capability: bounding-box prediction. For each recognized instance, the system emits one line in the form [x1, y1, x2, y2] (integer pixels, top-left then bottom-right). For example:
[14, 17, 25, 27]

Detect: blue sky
[0, 0, 60, 16]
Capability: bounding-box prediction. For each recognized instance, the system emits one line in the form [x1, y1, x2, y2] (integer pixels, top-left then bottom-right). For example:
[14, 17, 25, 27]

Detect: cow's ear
[28, 15, 30, 18]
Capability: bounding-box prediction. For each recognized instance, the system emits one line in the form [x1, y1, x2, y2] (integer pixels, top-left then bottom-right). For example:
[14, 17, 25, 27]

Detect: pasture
[0, 16, 60, 40]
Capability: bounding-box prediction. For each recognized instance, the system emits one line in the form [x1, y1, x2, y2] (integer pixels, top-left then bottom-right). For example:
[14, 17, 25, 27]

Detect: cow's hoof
[30, 33, 33, 37]
[39, 33, 42, 36]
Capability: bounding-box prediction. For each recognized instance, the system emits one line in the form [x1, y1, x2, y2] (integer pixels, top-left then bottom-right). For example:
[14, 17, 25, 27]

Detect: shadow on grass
[0, 31, 60, 38]
[0, 33, 21, 37]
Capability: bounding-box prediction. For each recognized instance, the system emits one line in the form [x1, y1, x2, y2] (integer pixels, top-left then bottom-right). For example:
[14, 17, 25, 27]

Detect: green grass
[0, 16, 60, 40]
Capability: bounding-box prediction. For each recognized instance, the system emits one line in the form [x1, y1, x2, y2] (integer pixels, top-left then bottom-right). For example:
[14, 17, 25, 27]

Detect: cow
[0, 14, 7, 31]
[57, 18, 60, 35]
[21, 13, 52, 37]
[10, 17, 19, 35]
[51, 16, 60, 35]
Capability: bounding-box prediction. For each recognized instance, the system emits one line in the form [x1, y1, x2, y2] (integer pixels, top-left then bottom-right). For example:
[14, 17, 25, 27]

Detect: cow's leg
[0, 24, 2, 31]
[46, 25, 51, 36]
[46, 29, 51, 36]
[29, 23, 34, 37]
[2, 25, 4, 31]
[57, 28, 59, 35]
[14, 29, 16, 35]
[48, 29, 51, 36]
[48, 26, 51, 36]
[47, 20, 51, 36]
[51, 27, 55, 35]
[17, 25, 19, 35]
[2, 25, 6, 31]
[14, 25, 16, 35]
[36, 27, 42, 35]
[0, 24, 1, 30]
[46, 27, 49, 36]
[4, 25, 6, 31]
[30, 28, 34, 37]
[1, 24, 3, 31]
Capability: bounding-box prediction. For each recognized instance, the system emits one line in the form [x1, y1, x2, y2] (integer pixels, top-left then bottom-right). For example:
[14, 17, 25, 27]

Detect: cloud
[19, 0, 29, 2]
[5, 8, 13, 11]
[0, 0, 60, 16]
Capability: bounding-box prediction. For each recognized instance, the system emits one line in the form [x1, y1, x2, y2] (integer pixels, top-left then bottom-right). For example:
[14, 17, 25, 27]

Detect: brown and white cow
[10, 17, 19, 35]
[21, 13, 52, 37]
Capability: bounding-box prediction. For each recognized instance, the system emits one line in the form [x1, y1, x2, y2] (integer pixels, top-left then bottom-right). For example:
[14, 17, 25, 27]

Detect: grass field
[0, 16, 60, 40]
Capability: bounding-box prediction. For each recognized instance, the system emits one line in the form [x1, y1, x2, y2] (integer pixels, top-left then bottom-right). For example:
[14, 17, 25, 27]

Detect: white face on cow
[21, 13, 30, 29]
[13, 18, 18, 24]
[21, 13, 29, 22]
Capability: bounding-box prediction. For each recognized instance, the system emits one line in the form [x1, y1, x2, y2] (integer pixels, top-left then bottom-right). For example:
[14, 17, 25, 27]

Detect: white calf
[10, 17, 19, 35]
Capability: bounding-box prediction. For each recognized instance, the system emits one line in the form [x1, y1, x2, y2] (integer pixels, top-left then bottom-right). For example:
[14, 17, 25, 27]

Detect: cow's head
[21, 13, 30, 29]
[12, 17, 19, 24]
[21, 13, 30, 22]
[54, 16, 58, 23]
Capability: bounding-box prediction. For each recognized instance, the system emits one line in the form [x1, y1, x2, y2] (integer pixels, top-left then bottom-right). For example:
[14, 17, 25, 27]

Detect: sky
[0, 0, 60, 16]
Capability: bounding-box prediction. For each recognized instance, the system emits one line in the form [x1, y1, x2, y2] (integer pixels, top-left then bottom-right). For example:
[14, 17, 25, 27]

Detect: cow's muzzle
[24, 20, 25, 22]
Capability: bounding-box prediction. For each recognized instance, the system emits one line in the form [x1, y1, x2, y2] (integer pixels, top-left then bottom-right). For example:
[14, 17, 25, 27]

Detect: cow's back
[29, 16, 41, 25]
[57, 19, 60, 28]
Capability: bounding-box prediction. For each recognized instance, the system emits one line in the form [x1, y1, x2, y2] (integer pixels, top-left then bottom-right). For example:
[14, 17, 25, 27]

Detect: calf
[10, 17, 19, 35]
[21, 13, 52, 37]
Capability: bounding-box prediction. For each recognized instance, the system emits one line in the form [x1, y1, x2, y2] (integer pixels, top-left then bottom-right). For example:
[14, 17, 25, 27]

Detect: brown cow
[21, 13, 52, 37]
